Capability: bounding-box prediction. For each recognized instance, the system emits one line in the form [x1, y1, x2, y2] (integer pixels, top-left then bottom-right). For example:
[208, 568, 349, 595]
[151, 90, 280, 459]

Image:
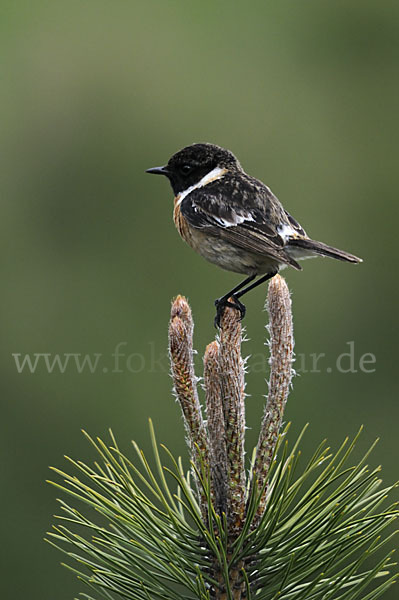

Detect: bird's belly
[185, 228, 279, 275]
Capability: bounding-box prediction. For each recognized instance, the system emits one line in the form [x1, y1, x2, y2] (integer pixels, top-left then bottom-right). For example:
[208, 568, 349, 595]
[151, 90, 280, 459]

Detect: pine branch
[47, 277, 398, 600]
[204, 340, 227, 516]
[217, 303, 246, 539]
[168, 295, 210, 519]
[251, 274, 294, 523]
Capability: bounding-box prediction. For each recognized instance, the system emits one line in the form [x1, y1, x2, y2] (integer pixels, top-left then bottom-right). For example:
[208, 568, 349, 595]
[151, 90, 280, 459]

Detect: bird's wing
[179, 177, 303, 270]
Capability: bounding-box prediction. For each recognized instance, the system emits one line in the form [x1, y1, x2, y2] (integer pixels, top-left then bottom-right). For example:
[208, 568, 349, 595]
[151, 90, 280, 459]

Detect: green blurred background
[1, 1, 398, 598]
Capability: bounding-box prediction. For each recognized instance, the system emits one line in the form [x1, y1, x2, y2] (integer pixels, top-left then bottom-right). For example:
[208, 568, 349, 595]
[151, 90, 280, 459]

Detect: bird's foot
[214, 295, 246, 328]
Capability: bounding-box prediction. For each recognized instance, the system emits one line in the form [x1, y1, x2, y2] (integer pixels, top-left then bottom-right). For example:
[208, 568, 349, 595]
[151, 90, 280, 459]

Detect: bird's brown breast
[173, 199, 192, 244]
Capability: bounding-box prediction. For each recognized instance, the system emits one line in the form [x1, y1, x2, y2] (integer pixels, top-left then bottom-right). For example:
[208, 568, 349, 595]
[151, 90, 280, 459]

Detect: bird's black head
[146, 143, 242, 195]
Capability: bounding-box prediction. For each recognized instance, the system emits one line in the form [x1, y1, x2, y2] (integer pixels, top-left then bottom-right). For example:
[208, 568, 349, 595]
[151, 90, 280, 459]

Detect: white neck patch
[175, 167, 227, 207]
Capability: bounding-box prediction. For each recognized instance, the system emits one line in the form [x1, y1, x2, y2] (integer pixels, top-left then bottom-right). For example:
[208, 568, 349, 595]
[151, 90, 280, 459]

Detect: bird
[146, 143, 362, 327]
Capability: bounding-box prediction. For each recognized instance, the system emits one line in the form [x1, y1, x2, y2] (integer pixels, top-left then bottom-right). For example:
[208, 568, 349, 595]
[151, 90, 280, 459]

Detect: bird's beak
[146, 165, 169, 176]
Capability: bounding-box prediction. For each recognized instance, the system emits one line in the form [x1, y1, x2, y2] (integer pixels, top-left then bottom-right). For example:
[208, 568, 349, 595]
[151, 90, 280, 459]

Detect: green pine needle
[46, 424, 398, 600]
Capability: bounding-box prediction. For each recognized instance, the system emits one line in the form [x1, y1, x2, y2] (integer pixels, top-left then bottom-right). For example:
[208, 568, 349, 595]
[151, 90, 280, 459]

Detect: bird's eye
[180, 164, 192, 175]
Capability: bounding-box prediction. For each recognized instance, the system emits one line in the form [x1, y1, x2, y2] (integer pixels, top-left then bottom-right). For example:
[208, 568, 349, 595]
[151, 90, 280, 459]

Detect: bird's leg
[215, 274, 257, 304]
[214, 270, 279, 328]
[214, 274, 256, 328]
[235, 269, 278, 299]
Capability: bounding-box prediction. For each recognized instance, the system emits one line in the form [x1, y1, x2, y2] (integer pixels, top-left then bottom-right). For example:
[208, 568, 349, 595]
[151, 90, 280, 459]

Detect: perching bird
[146, 143, 362, 326]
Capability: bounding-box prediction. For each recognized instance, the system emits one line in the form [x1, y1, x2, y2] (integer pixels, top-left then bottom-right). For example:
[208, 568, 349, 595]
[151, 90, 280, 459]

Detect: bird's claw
[214, 295, 246, 328]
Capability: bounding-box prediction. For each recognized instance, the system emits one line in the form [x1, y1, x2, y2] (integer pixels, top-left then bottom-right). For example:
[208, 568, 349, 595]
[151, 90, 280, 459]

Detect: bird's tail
[289, 238, 362, 263]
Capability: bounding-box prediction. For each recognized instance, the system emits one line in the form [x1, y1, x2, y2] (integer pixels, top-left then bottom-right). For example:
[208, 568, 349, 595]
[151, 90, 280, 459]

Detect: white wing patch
[213, 212, 255, 228]
[175, 167, 227, 207]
